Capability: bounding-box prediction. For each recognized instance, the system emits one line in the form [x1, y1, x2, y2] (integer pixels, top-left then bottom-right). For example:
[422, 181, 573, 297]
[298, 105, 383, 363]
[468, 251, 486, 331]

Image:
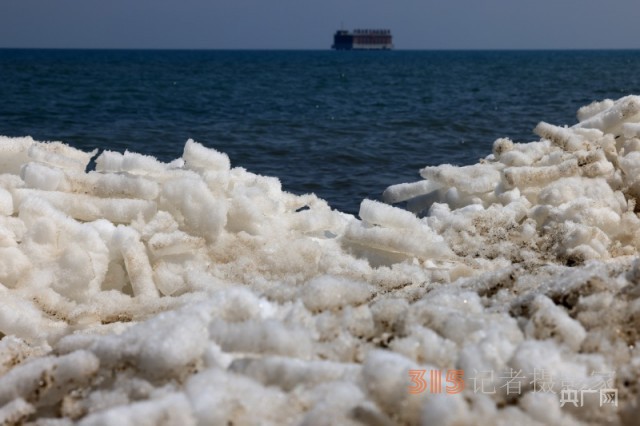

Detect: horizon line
[1, 47, 640, 52]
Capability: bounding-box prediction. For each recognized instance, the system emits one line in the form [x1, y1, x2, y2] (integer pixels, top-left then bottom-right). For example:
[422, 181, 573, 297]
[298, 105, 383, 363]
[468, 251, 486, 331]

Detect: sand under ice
[1, 96, 640, 425]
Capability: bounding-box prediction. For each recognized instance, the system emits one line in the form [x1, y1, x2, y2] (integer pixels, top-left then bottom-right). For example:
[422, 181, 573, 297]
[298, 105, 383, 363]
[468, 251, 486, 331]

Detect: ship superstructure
[332, 29, 393, 50]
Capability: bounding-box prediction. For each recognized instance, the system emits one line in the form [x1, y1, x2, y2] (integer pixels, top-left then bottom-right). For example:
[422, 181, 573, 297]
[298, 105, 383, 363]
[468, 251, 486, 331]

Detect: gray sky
[1, 0, 639, 50]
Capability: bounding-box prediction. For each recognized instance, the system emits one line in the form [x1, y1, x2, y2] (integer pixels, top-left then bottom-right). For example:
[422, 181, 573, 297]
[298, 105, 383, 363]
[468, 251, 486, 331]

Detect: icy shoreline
[1, 97, 640, 424]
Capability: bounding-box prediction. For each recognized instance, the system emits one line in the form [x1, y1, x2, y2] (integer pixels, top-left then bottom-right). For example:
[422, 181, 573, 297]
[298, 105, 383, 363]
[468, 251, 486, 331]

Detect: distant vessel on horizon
[331, 29, 393, 50]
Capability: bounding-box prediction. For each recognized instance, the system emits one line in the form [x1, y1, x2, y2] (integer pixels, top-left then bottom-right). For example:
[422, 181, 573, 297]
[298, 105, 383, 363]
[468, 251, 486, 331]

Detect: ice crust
[1, 99, 640, 424]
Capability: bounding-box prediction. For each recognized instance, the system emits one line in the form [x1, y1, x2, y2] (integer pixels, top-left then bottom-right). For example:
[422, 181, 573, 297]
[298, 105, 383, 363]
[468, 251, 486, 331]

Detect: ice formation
[1, 97, 640, 425]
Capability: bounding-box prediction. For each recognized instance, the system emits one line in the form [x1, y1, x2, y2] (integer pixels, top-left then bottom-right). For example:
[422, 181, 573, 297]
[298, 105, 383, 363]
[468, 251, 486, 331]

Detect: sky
[1, 0, 639, 50]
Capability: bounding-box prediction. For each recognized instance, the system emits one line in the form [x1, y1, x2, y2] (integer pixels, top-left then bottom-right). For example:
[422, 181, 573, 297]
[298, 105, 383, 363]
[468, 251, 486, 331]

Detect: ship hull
[332, 29, 393, 50]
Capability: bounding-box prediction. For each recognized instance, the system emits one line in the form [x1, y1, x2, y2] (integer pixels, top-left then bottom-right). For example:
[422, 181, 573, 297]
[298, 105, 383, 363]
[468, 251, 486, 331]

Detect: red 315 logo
[408, 369, 465, 394]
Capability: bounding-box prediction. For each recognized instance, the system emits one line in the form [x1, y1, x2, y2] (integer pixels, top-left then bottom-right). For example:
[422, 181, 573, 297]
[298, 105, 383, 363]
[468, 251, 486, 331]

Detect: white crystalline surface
[1, 97, 640, 425]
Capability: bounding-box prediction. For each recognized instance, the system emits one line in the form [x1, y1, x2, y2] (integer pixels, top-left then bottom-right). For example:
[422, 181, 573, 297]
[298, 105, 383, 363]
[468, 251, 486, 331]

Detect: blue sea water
[2, 49, 640, 214]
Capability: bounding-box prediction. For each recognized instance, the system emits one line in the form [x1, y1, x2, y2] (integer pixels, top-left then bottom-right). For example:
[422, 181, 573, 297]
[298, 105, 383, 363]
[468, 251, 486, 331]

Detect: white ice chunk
[229, 356, 361, 391]
[140, 210, 179, 239]
[576, 98, 615, 122]
[160, 177, 227, 242]
[113, 226, 159, 298]
[420, 392, 470, 426]
[14, 189, 157, 223]
[382, 180, 442, 204]
[22, 162, 160, 200]
[623, 123, 640, 139]
[344, 220, 452, 260]
[525, 295, 586, 351]
[147, 231, 205, 257]
[359, 199, 423, 229]
[519, 392, 577, 426]
[0, 398, 34, 425]
[0, 188, 14, 217]
[537, 177, 620, 211]
[28, 142, 96, 172]
[509, 340, 589, 393]
[152, 261, 185, 296]
[0, 351, 99, 407]
[20, 162, 65, 192]
[0, 288, 67, 343]
[300, 275, 372, 311]
[186, 368, 293, 425]
[19, 197, 110, 299]
[534, 122, 587, 151]
[406, 189, 446, 215]
[420, 163, 501, 194]
[208, 287, 272, 322]
[620, 151, 640, 179]
[559, 222, 611, 261]
[492, 137, 514, 158]
[209, 319, 312, 358]
[0, 336, 41, 376]
[574, 95, 640, 134]
[62, 304, 210, 379]
[0, 247, 30, 288]
[362, 350, 425, 424]
[0, 136, 33, 175]
[299, 381, 378, 425]
[183, 139, 231, 173]
[95, 150, 169, 175]
[502, 159, 578, 189]
[89, 172, 160, 200]
[78, 393, 195, 426]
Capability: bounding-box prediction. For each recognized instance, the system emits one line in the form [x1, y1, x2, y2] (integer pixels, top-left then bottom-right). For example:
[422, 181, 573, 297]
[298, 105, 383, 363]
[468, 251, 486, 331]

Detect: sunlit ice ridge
[0, 96, 639, 424]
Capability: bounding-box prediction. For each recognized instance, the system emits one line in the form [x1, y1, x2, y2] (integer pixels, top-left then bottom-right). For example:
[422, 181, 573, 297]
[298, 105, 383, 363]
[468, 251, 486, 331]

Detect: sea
[2, 49, 640, 215]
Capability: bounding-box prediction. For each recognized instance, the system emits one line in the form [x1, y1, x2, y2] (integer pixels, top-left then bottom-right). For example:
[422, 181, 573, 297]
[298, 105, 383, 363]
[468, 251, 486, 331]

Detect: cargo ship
[331, 29, 393, 50]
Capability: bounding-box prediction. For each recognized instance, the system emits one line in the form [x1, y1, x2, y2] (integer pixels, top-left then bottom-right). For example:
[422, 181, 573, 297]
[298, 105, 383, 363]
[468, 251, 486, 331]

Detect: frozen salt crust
[1, 97, 640, 424]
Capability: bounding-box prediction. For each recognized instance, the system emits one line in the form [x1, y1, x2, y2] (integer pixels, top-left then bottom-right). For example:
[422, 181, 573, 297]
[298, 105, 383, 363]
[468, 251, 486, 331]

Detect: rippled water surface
[3, 49, 640, 213]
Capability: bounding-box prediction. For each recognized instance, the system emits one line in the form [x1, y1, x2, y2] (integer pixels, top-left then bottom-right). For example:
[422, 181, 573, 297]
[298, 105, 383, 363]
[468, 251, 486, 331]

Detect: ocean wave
[0, 96, 639, 424]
